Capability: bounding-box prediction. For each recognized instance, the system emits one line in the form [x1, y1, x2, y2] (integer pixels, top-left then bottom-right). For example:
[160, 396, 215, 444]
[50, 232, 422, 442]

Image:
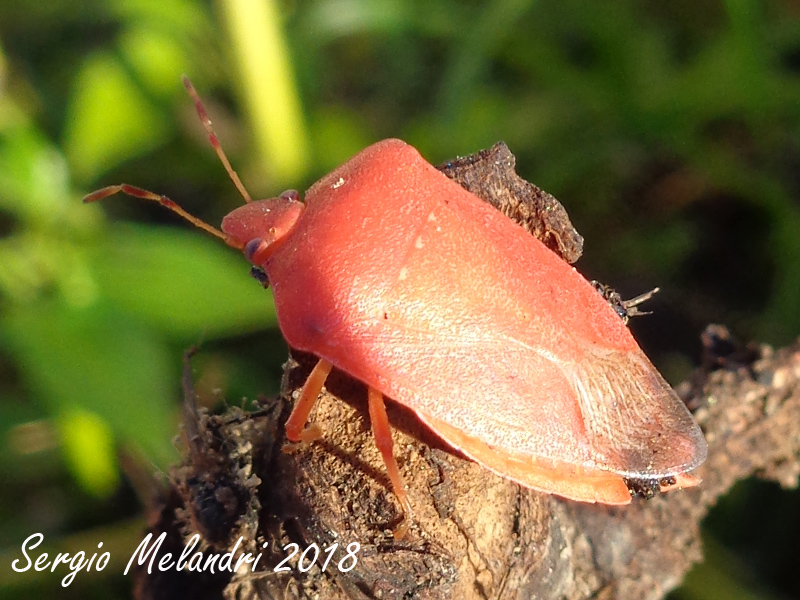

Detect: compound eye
[279, 189, 300, 202]
[244, 238, 267, 264]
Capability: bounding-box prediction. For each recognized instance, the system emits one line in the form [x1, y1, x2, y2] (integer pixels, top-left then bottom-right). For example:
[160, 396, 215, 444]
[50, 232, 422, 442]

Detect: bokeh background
[1, 0, 800, 598]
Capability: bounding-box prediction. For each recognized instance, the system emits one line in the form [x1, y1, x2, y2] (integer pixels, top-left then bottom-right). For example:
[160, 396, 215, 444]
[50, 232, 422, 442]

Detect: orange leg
[368, 386, 413, 538]
[285, 358, 333, 443]
[660, 472, 701, 493]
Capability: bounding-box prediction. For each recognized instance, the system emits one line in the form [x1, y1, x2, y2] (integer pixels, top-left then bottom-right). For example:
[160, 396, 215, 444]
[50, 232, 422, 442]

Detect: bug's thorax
[221, 190, 305, 266]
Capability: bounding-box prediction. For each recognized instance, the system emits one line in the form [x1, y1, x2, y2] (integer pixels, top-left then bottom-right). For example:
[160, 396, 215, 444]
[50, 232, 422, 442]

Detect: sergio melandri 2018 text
[11, 532, 361, 587]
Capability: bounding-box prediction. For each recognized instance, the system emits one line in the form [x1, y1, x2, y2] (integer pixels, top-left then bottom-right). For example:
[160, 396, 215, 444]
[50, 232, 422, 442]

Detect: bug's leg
[368, 386, 413, 539]
[660, 472, 701, 493]
[284, 358, 333, 443]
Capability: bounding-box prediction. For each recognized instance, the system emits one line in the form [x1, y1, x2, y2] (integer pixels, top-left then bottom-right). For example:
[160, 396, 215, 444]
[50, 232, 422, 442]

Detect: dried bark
[132, 145, 800, 600]
[437, 142, 584, 264]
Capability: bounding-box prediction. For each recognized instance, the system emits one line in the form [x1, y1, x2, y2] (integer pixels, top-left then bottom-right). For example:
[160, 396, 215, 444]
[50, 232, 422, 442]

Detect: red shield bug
[85, 77, 707, 534]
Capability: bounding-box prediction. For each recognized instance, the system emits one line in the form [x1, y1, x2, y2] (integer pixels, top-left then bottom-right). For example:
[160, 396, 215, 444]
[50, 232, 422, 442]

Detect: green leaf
[1, 301, 177, 469]
[58, 409, 120, 498]
[87, 224, 277, 338]
[119, 27, 187, 98]
[63, 52, 169, 182]
[0, 125, 71, 226]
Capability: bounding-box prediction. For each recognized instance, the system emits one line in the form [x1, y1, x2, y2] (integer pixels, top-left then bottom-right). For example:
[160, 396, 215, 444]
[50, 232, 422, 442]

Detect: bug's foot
[282, 424, 323, 453]
[392, 518, 410, 540]
[297, 423, 322, 443]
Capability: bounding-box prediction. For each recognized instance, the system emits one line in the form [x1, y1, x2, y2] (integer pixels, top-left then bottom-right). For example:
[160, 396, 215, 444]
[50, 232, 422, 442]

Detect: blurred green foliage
[1, 0, 799, 598]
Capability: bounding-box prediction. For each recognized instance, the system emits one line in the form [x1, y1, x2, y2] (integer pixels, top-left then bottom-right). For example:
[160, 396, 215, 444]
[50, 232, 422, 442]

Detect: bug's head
[221, 189, 305, 266]
[83, 78, 307, 270]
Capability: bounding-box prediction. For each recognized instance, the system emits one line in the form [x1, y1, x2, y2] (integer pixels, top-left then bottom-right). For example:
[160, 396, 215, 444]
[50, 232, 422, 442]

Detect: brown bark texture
[133, 145, 800, 600]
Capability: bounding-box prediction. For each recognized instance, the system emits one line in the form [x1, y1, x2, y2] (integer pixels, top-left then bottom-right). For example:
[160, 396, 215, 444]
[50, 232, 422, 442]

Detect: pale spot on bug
[414, 236, 424, 249]
[427, 211, 437, 223]
[332, 177, 346, 189]
[398, 267, 409, 281]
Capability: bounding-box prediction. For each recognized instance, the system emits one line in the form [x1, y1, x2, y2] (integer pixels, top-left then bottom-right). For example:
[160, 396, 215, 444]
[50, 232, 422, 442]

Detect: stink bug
[85, 78, 707, 531]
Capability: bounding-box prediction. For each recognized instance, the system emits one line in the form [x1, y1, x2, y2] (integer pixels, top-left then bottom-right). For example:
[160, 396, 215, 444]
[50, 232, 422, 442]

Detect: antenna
[83, 184, 233, 245]
[82, 77, 260, 249]
[181, 76, 253, 203]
